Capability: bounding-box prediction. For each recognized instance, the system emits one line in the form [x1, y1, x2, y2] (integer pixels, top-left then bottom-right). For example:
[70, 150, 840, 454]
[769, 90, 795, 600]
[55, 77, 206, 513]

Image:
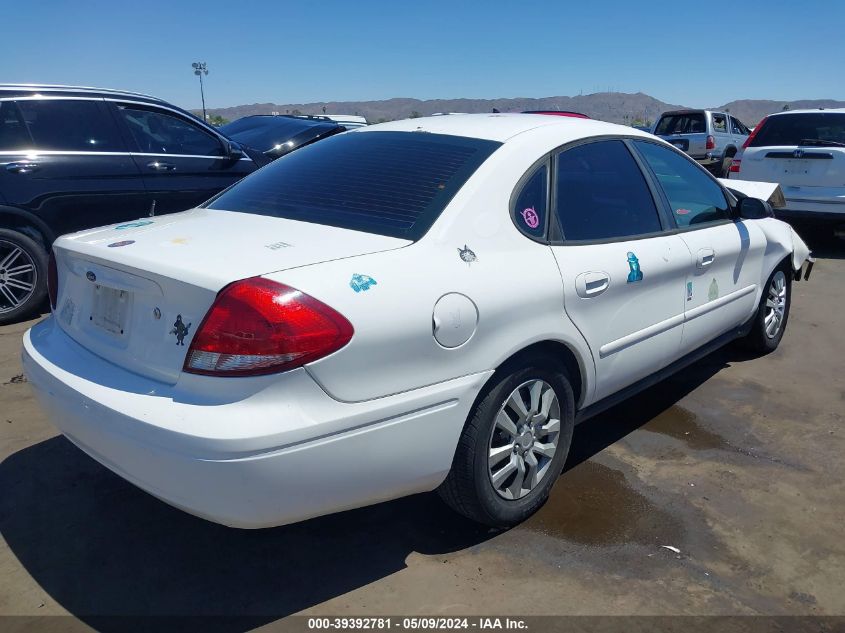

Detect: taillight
[705, 135, 716, 150]
[184, 277, 354, 377]
[729, 159, 741, 173]
[47, 250, 58, 310]
[743, 116, 768, 149]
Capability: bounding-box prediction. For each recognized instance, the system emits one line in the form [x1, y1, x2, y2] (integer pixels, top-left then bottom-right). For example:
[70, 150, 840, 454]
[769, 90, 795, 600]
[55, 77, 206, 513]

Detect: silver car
[654, 109, 750, 177]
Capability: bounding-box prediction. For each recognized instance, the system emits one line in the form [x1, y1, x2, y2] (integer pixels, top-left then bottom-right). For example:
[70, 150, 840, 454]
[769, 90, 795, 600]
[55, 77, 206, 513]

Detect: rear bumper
[22, 318, 490, 528]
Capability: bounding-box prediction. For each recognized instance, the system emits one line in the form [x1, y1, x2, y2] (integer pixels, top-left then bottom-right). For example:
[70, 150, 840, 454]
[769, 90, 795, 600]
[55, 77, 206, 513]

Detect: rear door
[547, 138, 689, 402]
[0, 97, 148, 236]
[633, 140, 766, 353]
[710, 112, 731, 157]
[109, 101, 256, 214]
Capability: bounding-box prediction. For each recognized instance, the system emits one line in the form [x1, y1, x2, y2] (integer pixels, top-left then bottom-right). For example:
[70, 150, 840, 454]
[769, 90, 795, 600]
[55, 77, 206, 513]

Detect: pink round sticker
[521, 207, 540, 229]
[675, 208, 691, 215]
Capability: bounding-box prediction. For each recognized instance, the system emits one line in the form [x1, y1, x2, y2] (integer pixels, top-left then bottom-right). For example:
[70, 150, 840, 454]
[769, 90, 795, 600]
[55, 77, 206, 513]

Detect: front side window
[512, 163, 548, 239]
[16, 99, 122, 151]
[118, 105, 223, 156]
[207, 131, 501, 240]
[554, 140, 662, 241]
[634, 141, 730, 228]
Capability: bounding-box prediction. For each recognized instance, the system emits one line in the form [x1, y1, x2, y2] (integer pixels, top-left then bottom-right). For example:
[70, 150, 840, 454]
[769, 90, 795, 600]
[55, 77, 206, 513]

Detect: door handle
[5, 161, 39, 174]
[575, 271, 610, 298]
[146, 161, 176, 172]
[697, 248, 716, 268]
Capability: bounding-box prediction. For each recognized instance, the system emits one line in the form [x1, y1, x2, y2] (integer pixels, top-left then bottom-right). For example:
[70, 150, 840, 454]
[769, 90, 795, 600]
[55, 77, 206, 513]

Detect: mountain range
[204, 92, 845, 127]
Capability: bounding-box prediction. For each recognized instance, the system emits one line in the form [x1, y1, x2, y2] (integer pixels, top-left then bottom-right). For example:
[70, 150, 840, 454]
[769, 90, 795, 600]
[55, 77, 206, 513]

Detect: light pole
[192, 62, 208, 121]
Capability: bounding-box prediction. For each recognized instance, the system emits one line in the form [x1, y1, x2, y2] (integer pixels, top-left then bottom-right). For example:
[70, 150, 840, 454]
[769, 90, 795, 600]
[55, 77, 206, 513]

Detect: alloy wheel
[0, 239, 37, 314]
[488, 379, 561, 500]
[764, 270, 787, 339]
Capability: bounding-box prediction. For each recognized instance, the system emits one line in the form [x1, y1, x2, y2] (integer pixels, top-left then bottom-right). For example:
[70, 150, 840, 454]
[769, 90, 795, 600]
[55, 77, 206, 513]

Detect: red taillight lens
[184, 277, 354, 377]
[743, 116, 768, 149]
[729, 159, 741, 173]
[705, 135, 716, 150]
[47, 250, 58, 310]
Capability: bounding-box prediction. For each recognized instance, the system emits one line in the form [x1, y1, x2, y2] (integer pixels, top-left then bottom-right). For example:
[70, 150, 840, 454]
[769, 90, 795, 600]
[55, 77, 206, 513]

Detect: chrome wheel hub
[0, 240, 37, 314]
[764, 270, 787, 339]
[488, 379, 561, 500]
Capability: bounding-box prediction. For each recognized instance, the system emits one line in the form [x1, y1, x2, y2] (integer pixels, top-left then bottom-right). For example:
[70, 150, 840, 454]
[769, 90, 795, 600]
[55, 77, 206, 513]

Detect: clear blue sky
[2, 0, 842, 110]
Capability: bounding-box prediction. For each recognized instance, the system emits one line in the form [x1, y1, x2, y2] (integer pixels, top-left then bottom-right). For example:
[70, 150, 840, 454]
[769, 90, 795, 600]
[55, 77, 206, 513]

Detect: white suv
[730, 108, 845, 222]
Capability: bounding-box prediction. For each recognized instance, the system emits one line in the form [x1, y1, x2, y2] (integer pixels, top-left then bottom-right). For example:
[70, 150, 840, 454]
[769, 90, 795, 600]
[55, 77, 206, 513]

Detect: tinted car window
[17, 99, 122, 151]
[512, 163, 548, 239]
[206, 131, 501, 240]
[635, 141, 730, 227]
[750, 112, 845, 147]
[0, 101, 31, 149]
[654, 113, 706, 135]
[118, 105, 223, 156]
[555, 140, 662, 241]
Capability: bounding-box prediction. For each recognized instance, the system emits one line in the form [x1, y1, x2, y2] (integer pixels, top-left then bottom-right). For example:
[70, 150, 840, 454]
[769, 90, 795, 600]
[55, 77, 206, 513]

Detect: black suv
[0, 84, 267, 324]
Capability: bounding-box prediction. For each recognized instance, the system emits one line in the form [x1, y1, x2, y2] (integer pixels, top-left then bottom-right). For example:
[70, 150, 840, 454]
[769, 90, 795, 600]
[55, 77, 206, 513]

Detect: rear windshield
[750, 112, 845, 147]
[206, 131, 500, 240]
[654, 113, 706, 135]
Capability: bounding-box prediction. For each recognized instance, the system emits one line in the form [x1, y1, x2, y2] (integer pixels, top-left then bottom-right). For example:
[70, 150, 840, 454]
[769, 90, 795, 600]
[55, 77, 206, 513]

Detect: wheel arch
[0, 206, 55, 250]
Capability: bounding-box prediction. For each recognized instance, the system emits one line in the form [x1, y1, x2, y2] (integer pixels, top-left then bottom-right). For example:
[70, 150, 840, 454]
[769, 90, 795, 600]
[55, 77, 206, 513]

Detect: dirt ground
[1, 229, 843, 632]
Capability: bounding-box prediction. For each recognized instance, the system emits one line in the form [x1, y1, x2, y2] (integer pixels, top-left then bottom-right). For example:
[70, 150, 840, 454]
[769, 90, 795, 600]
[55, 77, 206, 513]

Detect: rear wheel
[438, 358, 575, 527]
[0, 229, 47, 325]
[739, 265, 791, 354]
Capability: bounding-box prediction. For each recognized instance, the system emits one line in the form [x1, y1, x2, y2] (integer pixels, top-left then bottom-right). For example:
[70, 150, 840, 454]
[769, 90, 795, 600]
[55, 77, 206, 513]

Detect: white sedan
[23, 114, 811, 528]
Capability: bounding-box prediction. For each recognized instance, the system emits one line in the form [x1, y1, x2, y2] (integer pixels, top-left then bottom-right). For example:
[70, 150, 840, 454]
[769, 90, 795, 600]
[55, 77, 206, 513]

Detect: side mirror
[735, 197, 775, 220]
[223, 139, 244, 160]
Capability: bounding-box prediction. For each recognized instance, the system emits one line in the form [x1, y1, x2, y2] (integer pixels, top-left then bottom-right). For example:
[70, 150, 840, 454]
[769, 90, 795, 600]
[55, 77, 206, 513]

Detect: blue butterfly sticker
[350, 273, 377, 293]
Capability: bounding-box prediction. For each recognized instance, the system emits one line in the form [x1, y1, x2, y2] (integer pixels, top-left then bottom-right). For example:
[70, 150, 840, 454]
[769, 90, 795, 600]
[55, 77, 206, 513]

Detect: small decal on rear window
[350, 274, 377, 293]
[521, 207, 540, 229]
[626, 252, 643, 283]
[107, 240, 135, 248]
[115, 221, 153, 230]
[675, 208, 691, 216]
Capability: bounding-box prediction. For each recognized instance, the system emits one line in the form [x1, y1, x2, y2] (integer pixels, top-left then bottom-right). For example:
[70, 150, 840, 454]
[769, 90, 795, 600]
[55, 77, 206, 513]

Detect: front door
[110, 102, 256, 214]
[548, 139, 689, 402]
[632, 140, 766, 353]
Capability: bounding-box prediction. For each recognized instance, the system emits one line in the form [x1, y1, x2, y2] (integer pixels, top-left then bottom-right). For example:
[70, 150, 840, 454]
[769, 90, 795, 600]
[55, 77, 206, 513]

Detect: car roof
[765, 107, 845, 117]
[0, 83, 169, 106]
[355, 113, 652, 143]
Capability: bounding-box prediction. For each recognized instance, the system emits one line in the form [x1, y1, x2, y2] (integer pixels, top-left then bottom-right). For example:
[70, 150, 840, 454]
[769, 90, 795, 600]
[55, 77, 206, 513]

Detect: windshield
[750, 112, 845, 147]
[205, 131, 501, 240]
[654, 113, 706, 135]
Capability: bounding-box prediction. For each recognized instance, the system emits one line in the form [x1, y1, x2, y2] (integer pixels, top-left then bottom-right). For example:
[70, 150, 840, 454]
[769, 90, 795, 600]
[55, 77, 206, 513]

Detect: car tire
[0, 229, 48, 326]
[739, 264, 791, 354]
[438, 357, 575, 527]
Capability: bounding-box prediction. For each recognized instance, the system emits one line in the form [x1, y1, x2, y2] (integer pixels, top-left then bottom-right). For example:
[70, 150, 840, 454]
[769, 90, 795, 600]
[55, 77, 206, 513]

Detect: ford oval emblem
[86, 271, 97, 282]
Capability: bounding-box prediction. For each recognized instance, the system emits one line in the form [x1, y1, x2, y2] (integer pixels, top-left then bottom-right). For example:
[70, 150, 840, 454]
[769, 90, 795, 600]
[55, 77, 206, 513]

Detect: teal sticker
[686, 282, 693, 301]
[350, 273, 377, 293]
[626, 252, 643, 283]
[116, 220, 153, 230]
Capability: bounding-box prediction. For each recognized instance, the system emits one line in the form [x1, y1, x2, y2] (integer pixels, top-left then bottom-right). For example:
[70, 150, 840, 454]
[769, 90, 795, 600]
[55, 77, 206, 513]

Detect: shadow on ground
[0, 344, 745, 631]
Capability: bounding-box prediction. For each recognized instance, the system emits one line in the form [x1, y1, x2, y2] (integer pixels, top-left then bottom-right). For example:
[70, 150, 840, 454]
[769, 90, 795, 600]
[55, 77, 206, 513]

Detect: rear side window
[712, 113, 728, 133]
[750, 112, 845, 147]
[207, 132, 501, 240]
[0, 101, 31, 150]
[17, 99, 122, 151]
[512, 163, 548, 239]
[555, 140, 662, 241]
[655, 113, 706, 135]
[118, 105, 224, 156]
[634, 141, 730, 228]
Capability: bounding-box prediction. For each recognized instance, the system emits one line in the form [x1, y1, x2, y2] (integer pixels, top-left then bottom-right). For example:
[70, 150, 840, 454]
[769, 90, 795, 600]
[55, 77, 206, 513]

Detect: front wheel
[739, 266, 791, 354]
[438, 359, 575, 527]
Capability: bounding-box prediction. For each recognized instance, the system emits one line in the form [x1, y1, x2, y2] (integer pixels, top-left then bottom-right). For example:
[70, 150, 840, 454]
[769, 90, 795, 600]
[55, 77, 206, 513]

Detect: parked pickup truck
[654, 109, 751, 177]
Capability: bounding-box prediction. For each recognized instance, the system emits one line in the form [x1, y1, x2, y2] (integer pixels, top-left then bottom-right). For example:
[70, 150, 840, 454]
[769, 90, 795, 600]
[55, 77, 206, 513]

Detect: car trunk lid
[51, 208, 409, 384]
